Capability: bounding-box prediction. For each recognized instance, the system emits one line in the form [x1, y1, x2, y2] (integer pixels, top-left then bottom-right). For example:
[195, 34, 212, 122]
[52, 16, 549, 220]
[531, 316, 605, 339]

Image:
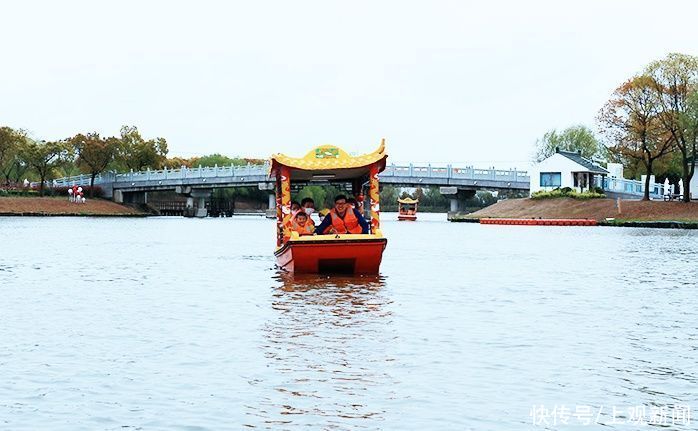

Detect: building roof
[556, 149, 609, 174]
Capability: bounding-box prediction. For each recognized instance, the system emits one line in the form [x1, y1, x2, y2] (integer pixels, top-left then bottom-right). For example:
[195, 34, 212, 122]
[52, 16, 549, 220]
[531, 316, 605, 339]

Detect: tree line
[534, 53, 698, 201]
[0, 125, 264, 197]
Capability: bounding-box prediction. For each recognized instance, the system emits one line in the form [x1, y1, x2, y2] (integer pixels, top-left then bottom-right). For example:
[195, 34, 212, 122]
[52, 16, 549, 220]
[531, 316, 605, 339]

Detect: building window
[540, 172, 561, 187]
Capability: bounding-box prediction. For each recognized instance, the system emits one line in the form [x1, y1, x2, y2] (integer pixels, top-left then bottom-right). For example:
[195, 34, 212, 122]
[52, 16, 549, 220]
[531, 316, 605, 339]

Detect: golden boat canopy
[397, 197, 419, 204]
[270, 139, 387, 181]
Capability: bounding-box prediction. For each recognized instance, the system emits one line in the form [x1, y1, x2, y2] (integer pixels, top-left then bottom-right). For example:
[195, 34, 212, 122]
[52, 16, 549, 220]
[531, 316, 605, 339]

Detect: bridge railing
[115, 163, 270, 183]
[52, 164, 675, 199]
[52, 164, 271, 187]
[601, 177, 666, 198]
[52, 173, 110, 187]
[381, 164, 529, 182]
[53, 163, 530, 187]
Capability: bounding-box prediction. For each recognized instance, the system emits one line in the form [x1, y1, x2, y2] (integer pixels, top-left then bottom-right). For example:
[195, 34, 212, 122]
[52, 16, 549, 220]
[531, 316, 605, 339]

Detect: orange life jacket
[291, 220, 314, 236]
[325, 208, 363, 234]
[304, 215, 316, 227]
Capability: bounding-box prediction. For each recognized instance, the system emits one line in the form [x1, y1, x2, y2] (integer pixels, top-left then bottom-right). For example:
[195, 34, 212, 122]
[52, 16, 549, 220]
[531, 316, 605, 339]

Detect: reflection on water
[245, 274, 397, 430]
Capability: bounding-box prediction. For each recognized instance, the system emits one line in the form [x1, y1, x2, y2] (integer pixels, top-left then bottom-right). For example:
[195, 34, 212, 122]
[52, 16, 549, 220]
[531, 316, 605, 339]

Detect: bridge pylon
[176, 186, 211, 218]
[440, 186, 476, 218]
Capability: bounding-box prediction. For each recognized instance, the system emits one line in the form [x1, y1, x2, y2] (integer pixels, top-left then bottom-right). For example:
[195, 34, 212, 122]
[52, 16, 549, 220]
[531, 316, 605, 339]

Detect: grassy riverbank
[456, 198, 698, 223]
[0, 197, 147, 216]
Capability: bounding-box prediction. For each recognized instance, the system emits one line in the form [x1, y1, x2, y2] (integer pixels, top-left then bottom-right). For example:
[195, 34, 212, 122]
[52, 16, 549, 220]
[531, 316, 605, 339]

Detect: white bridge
[52, 163, 666, 216]
[54, 162, 531, 194]
[53, 163, 531, 214]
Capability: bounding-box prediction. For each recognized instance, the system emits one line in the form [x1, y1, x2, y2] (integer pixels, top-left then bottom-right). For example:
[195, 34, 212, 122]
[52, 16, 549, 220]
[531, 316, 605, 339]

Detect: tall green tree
[0, 127, 28, 185]
[598, 75, 675, 200]
[413, 186, 425, 202]
[116, 125, 168, 171]
[296, 185, 328, 209]
[463, 191, 497, 208]
[295, 184, 343, 209]
[422, 186, 449, 209]
[533, 125, 605, 162]
[378, 185, 398, 211]
[379, 185, 398, 204]
[190, 153, 255, 167]
[70, 132, 119, 197]
[646, 53, 698, 202]
[192, 153, 235, 167]
[22, 139, 70, 195]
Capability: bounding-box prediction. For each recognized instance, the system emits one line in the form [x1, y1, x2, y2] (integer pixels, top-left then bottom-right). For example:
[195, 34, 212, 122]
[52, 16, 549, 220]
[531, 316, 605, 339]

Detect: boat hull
[275, 236, 388, 274]
[398, 214, 417, 221]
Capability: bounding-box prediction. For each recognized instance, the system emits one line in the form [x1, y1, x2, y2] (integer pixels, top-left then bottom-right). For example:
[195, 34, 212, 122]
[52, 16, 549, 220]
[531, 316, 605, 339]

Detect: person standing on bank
[315, 194, 369, 235]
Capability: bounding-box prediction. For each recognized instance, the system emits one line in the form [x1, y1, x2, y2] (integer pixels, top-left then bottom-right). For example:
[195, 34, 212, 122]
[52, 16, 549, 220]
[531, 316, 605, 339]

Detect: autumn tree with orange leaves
[598, 75, 676, 200]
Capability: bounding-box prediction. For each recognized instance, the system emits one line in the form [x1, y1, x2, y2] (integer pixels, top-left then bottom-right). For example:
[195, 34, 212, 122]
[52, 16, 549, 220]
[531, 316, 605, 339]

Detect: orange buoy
[479, 218, 598, 226]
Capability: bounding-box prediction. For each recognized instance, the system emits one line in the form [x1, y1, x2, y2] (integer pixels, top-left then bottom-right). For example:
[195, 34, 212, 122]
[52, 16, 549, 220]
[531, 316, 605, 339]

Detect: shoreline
[0, 196, 148, 217]
[0, 212, 148, 217]
[451, 198, 698, 229]
[453, 217, 698, 229]
[598, 220, 698, 229]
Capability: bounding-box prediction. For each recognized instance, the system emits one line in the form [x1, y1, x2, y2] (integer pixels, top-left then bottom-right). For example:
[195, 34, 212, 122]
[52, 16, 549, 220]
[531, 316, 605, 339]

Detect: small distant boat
[270, 140, 389, 274]
[397, 197, 418, 221]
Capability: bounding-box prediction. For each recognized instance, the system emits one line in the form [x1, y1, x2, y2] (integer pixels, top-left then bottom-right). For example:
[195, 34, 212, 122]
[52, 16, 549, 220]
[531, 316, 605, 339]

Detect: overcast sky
[2, 0, 697, 168]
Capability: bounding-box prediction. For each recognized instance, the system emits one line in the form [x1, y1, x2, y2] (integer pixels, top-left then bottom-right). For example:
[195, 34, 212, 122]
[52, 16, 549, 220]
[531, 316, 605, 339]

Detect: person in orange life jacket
[282, 201, 304, 239]
[291, 211, 314, 236]
[300, 197, 316, 226]
[315, 194, 369, 235]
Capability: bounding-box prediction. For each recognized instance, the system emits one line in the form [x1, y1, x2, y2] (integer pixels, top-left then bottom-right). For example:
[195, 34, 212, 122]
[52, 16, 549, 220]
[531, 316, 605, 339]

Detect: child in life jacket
[291, 211, 315, 236]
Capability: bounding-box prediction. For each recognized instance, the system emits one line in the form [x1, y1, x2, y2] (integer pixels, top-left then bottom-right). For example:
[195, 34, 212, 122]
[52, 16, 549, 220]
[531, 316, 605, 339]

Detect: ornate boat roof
[397, 197, 419, 204]
[270, 139, 387, 180]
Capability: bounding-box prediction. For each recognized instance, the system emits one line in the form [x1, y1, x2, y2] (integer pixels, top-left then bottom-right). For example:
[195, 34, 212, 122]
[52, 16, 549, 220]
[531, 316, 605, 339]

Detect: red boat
[397, 197, 418, 221]
[270, 141, 388, 274]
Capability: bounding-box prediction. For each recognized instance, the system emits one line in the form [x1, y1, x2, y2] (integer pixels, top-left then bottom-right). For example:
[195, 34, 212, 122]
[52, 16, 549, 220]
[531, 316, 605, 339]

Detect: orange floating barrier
[479, 218, 598, 227]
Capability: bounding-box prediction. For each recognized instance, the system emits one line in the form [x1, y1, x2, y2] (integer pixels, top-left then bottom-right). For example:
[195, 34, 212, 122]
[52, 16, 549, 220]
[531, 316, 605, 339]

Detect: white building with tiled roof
[530, 148, 609, 195]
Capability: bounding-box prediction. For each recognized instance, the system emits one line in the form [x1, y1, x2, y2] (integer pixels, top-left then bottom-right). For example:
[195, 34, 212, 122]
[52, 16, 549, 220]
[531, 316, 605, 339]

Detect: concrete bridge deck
[54, 162, 531, 197]
[52, 163, 667, 217]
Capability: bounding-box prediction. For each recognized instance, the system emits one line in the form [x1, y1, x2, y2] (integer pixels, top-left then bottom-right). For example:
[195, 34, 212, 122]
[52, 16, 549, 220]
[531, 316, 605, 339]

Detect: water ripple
[0, 216, 697, 429]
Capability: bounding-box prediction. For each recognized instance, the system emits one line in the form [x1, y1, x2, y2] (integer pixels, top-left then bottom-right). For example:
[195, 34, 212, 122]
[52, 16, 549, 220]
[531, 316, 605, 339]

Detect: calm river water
[1, 214, 697, 430]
